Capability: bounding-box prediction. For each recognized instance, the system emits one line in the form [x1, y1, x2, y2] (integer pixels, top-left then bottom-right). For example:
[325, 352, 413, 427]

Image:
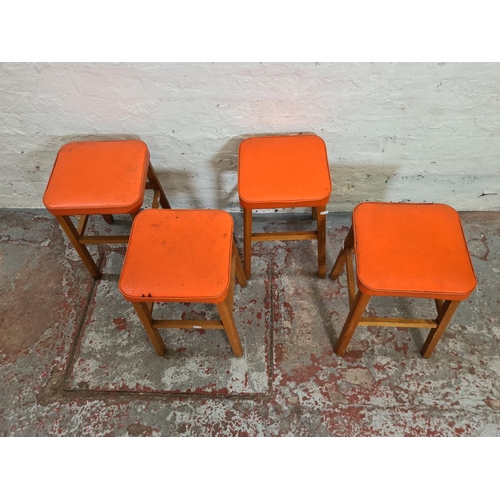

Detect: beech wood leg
[102, 214, 115, 224]
[148, 162, 171, 209]
[317, 205, 327, 278]
[229, 246, 236, 310]
[56, 215, 101, 279]
[243, 208, 252, 279]
[217, 297, 243, 357]
[132, 302, 167, 356]
[232, 239, 247, 287]
[130, 209, 141, 221]
[329, 249, 346, 280]
[334, 290, 371, 356]
[421, 300, 460, 358]
[329, 226, 354, 280]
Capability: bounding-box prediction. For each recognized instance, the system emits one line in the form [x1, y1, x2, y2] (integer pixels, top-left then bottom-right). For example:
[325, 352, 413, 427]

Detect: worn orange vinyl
[43, 140, 150, 216]
[238, 135, 331, 209]
[353, 202, 477, 300]
[119, 209, 233, 303]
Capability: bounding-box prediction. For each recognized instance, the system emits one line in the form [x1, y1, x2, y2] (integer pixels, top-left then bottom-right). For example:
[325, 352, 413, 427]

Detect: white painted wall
[1, 62, 499, 211]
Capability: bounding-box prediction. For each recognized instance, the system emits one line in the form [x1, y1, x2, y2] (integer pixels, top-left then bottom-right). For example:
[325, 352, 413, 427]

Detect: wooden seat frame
[130, 240, 248, 357]
[330, 226, 462, 359]
[243, 206, 327, 279]
[56, 162, 170, 280]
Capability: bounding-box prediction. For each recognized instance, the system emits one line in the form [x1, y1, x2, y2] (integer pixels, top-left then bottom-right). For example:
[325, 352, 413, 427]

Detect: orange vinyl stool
[238, 135, 332, 278]
[118, 209, 247, 357]
[43, 140, 171, 279]
[329, 202, 477, 358]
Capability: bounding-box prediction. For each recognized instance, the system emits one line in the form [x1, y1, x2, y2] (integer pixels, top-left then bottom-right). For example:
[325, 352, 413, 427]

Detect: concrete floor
[1, 208, 499, 436]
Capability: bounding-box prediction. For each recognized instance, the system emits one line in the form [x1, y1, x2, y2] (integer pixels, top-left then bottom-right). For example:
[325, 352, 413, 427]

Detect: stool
[118, 209, 247, 357]
[238, 135, 332, 278]
[329, 202, 477, 358]
[43, 140, 171, 279]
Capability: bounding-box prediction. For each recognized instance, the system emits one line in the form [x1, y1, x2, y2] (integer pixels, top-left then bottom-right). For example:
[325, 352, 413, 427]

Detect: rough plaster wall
[1, 62, 499, 211]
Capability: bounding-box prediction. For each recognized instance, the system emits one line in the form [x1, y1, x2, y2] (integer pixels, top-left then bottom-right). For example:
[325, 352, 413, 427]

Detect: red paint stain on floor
[112, 318, 127, 331]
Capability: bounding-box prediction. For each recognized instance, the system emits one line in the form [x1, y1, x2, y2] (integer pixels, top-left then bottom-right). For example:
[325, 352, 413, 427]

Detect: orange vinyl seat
[43, 140, 171, 279]
[329, 202, 477, 358]
[238, 134, 332, 279]
[118, 209, 247, 357]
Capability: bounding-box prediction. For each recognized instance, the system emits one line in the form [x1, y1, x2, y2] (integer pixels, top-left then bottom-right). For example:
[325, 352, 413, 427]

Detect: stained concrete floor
[1, 208, 499, 436]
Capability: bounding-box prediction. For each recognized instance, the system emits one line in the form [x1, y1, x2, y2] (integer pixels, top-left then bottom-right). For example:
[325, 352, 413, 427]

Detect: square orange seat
[118, 209, 247, 357]
[43, 140, 170, 279]
[330, 202, 477, 358]
[238, 134, 332, 278]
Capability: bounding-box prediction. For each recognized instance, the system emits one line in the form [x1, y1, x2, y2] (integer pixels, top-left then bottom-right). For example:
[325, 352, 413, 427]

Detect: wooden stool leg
[130, 209, 141, 221]
[243, 208, 252, 279]
[102, 214, 114, 224]
[334, 290, 371, 356]
[229, 245, 236, 311]
[217, 296, 243, 357]
[148, 162, 171, 209]
[317, 205, 327, 278]
[232, 239, 247, 287]
[56, 215, 101, 279]
[329, 226, 353, 280]
[312, 207, 318, 220]
[421, 300, 460, 359]
[329, 248, 346, 280]
[132, 302, 167, 356]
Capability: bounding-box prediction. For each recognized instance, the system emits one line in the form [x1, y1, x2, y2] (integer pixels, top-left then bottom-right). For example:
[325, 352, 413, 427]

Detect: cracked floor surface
[1, 208, 499, 436]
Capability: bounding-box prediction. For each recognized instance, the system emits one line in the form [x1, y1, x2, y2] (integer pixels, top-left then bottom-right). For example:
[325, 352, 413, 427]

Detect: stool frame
[130, 240, 247, 357]
[243, 205, 328, 279]
[56, 162, 170, 280]
[330, 226, 462, 359]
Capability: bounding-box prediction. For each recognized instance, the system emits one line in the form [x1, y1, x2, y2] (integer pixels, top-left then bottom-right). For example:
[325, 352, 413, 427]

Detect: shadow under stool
[329, 202, 477, 358]
[43, 140, 170, 279]
[238, 134, 332, 279]
[118, 209, 247, 357]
